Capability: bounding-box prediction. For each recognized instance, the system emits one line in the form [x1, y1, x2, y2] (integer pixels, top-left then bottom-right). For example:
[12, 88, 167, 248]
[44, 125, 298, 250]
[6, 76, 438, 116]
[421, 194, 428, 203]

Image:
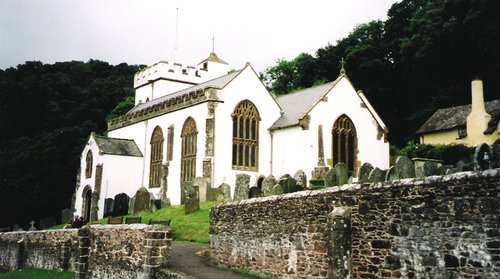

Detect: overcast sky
[0, 0, 399, 73]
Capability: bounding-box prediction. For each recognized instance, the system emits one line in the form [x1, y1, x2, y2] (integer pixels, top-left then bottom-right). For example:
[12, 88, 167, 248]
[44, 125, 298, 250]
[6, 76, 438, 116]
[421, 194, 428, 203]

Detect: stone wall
[0, 224, 175, 279]
[210, 169, 500, 278]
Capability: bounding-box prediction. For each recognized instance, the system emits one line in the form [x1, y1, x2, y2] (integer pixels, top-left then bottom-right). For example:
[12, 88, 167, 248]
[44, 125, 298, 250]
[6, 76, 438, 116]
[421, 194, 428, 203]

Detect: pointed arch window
[85, 150, 93, 178]
[232, 100, 260, 171]
[149, 126, 164, 188]
[332, 114, 357, 175]
[181, 117, 197, 183]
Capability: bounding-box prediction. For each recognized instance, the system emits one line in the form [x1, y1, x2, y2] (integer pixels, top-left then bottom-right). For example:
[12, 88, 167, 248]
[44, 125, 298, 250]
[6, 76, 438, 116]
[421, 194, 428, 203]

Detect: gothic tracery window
[232, 100, 260, 171]
[149, 126, 164, 188]
[332, 114, 357, 174]
[181, 117, 197, 183]
[85, 150, 93, 178]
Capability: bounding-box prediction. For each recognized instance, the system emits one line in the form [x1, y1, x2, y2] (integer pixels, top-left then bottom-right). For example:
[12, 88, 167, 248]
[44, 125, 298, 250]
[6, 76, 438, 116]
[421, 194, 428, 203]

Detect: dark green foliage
[262, 0, 500, 145]
[396, 141, 474, 165]
[0, 60, 140, 228]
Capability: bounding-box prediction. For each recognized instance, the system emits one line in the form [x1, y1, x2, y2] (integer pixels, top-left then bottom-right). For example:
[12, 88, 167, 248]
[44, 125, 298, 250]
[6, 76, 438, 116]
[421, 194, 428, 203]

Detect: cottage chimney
[471, 79, 486, 114]
[466, 79, 492, 145]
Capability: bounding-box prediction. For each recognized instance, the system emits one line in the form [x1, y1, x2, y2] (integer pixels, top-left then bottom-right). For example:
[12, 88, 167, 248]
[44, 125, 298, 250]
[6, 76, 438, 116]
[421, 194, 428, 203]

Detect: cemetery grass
[0, 268, 74, 279]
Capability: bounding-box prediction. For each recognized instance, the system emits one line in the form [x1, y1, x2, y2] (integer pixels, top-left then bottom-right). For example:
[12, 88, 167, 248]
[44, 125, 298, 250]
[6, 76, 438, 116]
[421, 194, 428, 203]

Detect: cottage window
[232, 100, 260, 171]
[85, 150, 93, 178]
[149, 126, 164, 188]
[332, 114, 357, 175]
[181, 117, 197, 183]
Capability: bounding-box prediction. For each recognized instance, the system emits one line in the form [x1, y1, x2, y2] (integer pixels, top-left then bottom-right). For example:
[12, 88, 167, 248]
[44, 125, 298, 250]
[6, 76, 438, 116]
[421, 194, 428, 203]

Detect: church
[74, 53, 390, 221]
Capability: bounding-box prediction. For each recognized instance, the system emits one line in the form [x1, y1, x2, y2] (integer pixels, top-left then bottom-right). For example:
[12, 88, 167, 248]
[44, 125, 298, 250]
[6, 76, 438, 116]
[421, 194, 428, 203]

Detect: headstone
[272, 184, 285, 195]
[158, 162, 170, 207]
[262, 175, 277, 197]
[368, 168, 386, 183]
[423, 161, 441, 176]
[12, 224, 24, 232]
[309, 179, 325, 189]
[293, 170, 307, 190]
[474, 143, 492, 170]
[113, 193, 130, 217]
[359, 163, 374, 183]
[192, 177, 208, 202]
[29, 220, 36, 231]
[134, 187, 151, 214]
[385, 166, 397, 182]
[103, 198, 114, 217]
[219, 183, 232, 202]
[128, 197, 135, 215]
[151, 199, 162, 212]
[394, 156, 415, 179]
[248, 186, 262, 198]
[456, 160, 465, 172]
[61, 208, 74, 225]
[491, 141, 500, 168]
[325, 169, 338, 187]
[312, 166, 329, 180]
[279, 174, 297, 193]
[333, 162, 348, 186]
[184, 181, 199, 214]
[413, 158, 443, 178]
[234, 174, 250, 201]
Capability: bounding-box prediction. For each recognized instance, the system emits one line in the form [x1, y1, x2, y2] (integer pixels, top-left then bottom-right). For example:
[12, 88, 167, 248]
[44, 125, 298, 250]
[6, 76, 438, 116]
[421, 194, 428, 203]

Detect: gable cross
[340, 58, 346, 75]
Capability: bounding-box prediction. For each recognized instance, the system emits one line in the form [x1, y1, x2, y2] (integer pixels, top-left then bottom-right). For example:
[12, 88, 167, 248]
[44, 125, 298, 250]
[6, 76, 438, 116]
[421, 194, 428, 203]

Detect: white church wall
[213, 66, 281, 194]
[75, 138, 100, 219]
[271, 126, 311, 178]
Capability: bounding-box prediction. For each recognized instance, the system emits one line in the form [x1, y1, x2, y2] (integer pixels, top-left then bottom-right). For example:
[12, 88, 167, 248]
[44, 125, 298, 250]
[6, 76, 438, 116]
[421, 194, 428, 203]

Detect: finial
[340, 58, 346, 75]
[212, 32, 215, 53]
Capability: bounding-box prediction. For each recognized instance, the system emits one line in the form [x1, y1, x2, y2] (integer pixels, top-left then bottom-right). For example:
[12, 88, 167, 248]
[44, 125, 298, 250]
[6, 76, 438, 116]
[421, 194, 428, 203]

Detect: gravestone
[333, 162, 348, 186]
[103, 198, 114, 218]
[184, 181, 199, 214]
[128, 197, 135, 215]
[29, 220, 37, 231]
[474, 143, 492, 170]
[192, 177, 208, 202]
[368, 168, 386, 183]
[219, 183, 232, 202]
[456, 160, 465, 172]
[234, 174, 250, 201]
[279, 174, 297, 193]
[359, 163, 374, 183]
[158, 162, 171, 208]
[113, 193, 130, 217]
[248, 186, 262, 198]
[492, 141, 500, 168]
[293, 170, 307, 190]
[272, 184, 285, 195]
[394, 156, 415, 179]
[325, 169, 338, 187]
[262, 175, 277, 197]
[61, 208, 74, 225]
[385, 166, 396, 182]
[134, 187, 151, 214]
[423, 160, 441, 176]
[151, 199, 162, 212]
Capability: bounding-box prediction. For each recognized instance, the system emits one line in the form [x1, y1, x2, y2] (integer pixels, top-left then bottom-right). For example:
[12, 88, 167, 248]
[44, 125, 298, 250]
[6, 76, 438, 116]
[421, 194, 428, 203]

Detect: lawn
[0, 269, 73, 279]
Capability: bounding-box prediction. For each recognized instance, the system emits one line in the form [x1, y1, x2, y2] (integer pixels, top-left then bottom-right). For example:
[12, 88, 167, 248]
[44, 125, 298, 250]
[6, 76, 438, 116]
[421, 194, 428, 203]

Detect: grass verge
[0, 269, 74, 279]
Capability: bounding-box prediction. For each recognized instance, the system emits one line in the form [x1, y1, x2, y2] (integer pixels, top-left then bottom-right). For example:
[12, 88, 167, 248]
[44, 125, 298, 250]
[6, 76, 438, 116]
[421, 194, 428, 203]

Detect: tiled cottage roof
[94, 136, 143, 157]
[128, 69, 241, 114]
[416, 99, 500, 134]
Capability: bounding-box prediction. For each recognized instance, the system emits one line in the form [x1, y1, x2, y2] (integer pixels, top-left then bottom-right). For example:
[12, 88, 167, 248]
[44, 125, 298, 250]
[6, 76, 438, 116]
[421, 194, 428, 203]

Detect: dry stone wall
[210, 169, 500, 278]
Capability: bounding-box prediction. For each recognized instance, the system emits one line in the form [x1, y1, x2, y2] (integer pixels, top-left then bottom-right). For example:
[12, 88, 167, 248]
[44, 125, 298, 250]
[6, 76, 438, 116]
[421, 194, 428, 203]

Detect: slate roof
[416, 99, 500, 134]
[128, 69, 242, 114]
[270, 78, 342, 130]
[94, 136, 143, 157]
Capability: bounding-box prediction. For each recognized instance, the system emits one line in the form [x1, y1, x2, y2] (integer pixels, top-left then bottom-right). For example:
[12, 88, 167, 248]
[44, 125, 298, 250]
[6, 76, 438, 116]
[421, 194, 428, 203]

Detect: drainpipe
[142, 120, 148, 187]
[269, 130, 274, 176]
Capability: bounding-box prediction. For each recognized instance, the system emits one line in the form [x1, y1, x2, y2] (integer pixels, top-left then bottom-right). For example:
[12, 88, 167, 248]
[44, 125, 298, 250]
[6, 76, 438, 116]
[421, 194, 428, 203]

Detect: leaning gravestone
[234, 174, 250, 201]
[192, 177, 208, 203]
[103, 198, 114, 218]
[325, 169, 338, 187]
[113, 193, 130, 216]
[262, 175, 277, 197]
[248, 186, 262, 198]
[272, 184, 285, 195]
[134, 187, 151, 214]
[385, 166, 397, 182]
[293, 170, 307, 191]
[359, 163, 374, 183]
[61, 208, 74, 225]
[184, 181, 199, 214]
[279, 174, 297, 193]
[394, 156, 415, 179]
[333, 162, 348, 186]
[474, 143, 492, 170]
[368, 168, 386, 183]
